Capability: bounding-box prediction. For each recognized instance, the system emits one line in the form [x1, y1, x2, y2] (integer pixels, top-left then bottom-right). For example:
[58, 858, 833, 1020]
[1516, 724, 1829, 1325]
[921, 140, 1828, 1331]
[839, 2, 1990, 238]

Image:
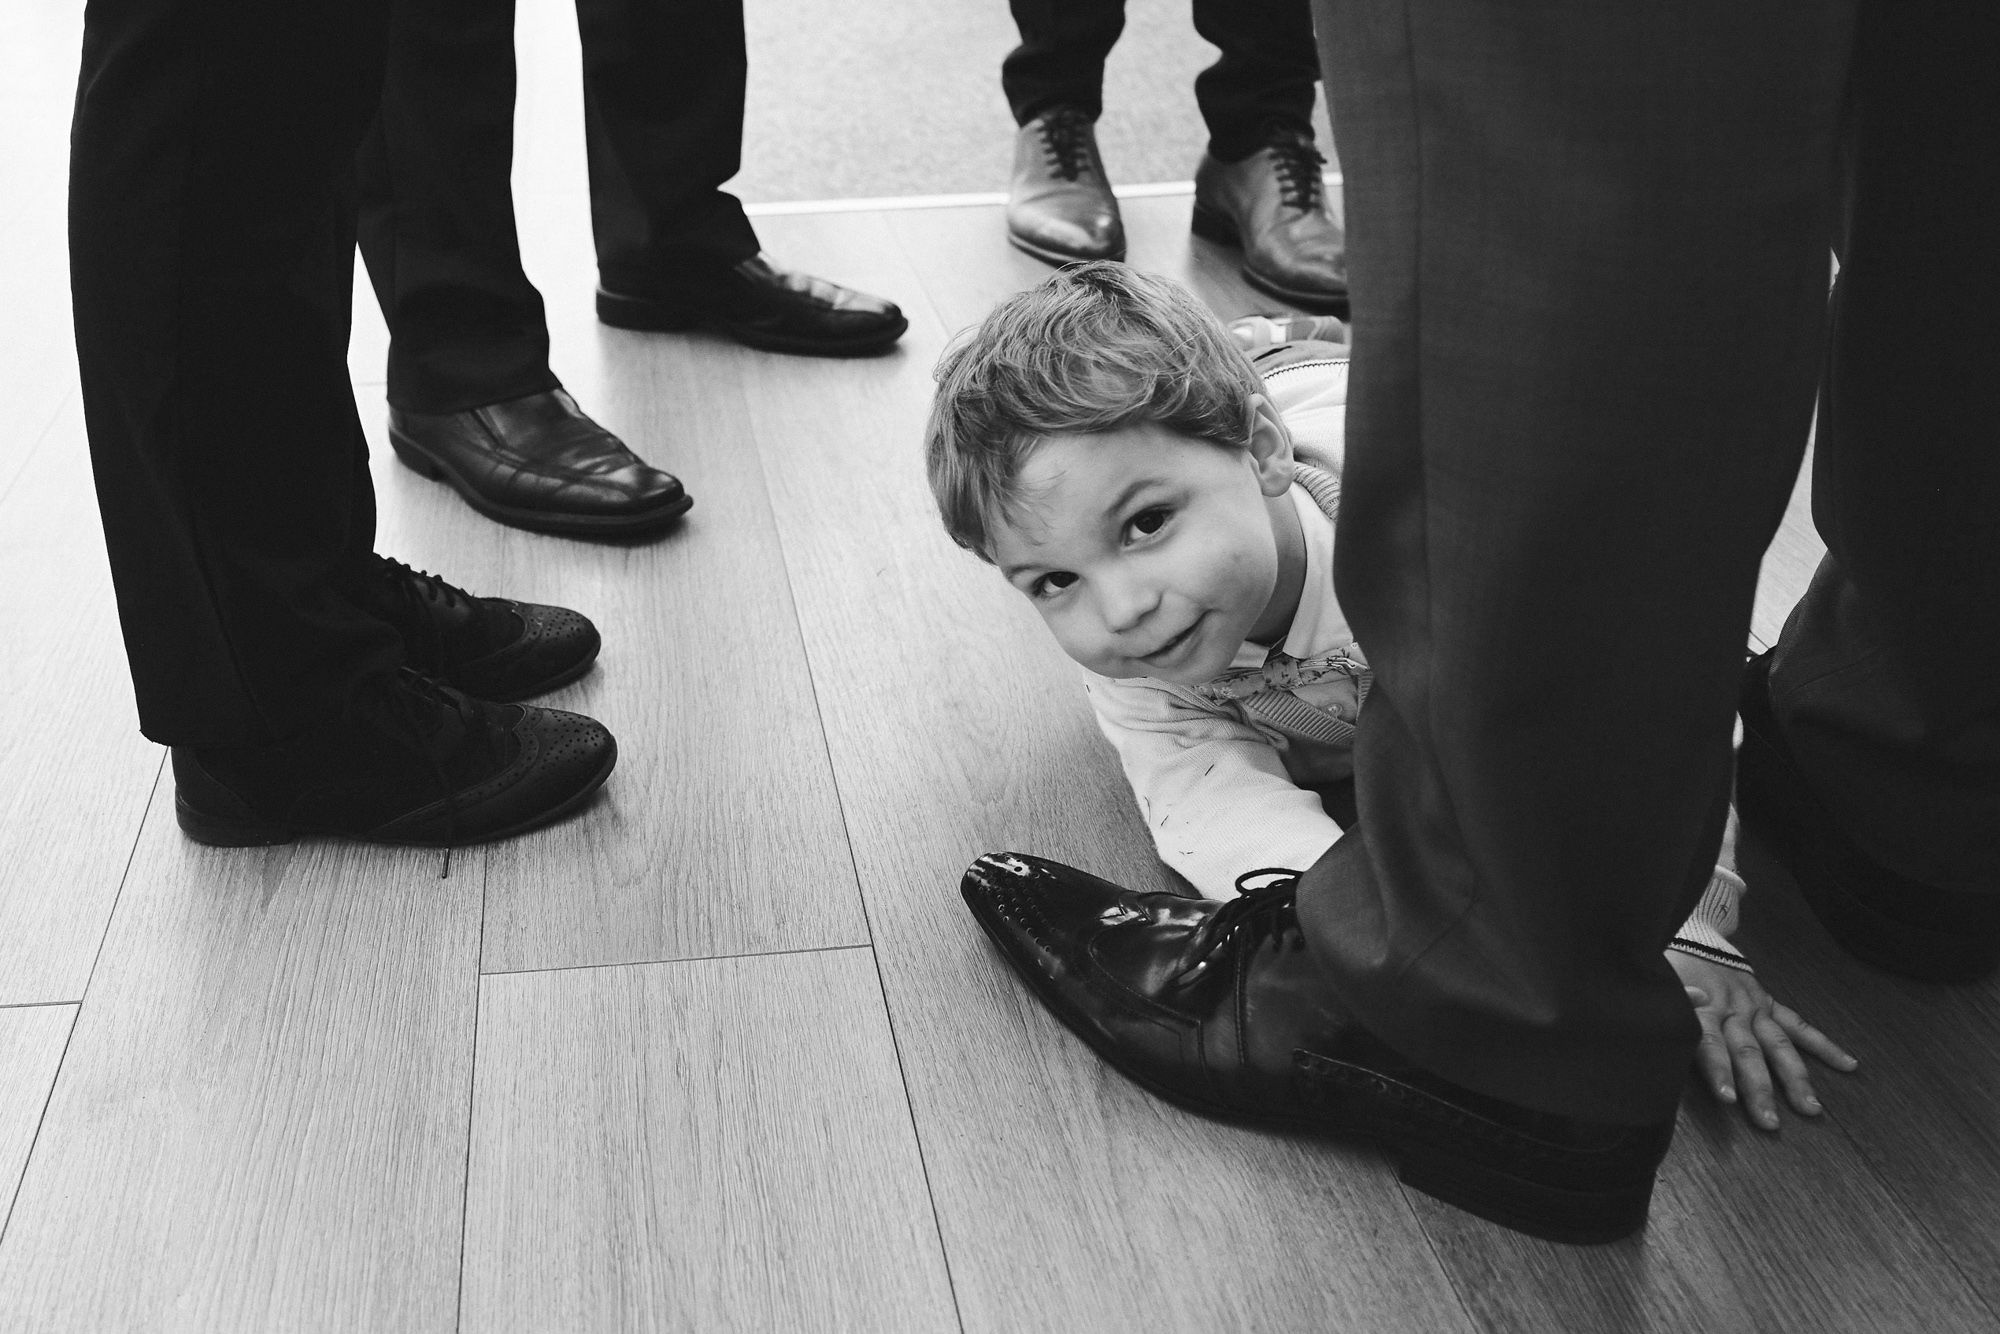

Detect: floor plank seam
[1401, 1184, 1488, 1334]
[1, 751, 169, 1249]
[0, 1005, 78, 1254]
[860, 940, 969, 1334]
[0, 386, 73, 512]
[478, 939, 876, 979]
[451, 884, 489, 1334]
[68, 747, 166, 1009]
[740, 217, 966, 1330]
[1829, 1102, 2000, 1326]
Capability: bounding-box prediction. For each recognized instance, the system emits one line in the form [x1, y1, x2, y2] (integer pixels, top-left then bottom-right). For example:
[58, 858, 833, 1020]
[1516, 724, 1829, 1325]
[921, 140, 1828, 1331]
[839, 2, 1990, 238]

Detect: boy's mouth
[1138, 617, 1202, 667]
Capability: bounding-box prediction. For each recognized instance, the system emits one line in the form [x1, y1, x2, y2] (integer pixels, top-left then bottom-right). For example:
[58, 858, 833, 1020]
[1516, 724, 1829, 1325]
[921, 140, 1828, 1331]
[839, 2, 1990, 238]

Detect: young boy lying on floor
[924, 263, 1854, 1128]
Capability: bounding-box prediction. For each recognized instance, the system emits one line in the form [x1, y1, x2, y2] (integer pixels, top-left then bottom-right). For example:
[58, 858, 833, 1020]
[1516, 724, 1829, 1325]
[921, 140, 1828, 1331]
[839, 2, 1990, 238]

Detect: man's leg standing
[352, 0, 690, 539]
[1301, 0, 1855, 1123]
[72, 0, 400, 746]
[576, 0, 906, 354]
[1752, 1, 2000, 974]
[1188, 0, 1317, 163]
[1001, 0, 1125, 128]
[356, 0, 561, 416]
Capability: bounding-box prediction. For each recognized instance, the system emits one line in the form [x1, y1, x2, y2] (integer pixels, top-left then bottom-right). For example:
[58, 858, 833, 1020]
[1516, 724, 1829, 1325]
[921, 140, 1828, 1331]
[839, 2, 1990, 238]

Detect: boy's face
[989, 403, 1298, 685]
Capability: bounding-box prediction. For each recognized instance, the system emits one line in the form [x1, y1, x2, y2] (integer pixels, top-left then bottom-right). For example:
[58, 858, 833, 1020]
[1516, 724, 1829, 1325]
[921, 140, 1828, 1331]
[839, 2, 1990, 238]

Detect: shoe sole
[1190, 202, 1351, 317]
[595, 287, 909, 358]
[960, 886, 1656, 1245]
[1736, 659, 1999, 983]
[174, 737, 618, 849]
[1005, 229, 1127, 268]
[389, 429, 693, 540]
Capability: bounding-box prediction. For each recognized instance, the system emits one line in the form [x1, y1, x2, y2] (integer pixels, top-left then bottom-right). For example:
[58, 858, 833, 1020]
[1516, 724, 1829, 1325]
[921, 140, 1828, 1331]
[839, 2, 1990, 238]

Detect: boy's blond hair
[925, 262, 1264, 560]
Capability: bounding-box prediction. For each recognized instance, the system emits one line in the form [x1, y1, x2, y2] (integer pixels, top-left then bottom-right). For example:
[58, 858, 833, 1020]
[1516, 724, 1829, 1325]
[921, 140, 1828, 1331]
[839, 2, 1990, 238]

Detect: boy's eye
[1127, 507, 1170, 538]
[1031, 571, 1077, 598]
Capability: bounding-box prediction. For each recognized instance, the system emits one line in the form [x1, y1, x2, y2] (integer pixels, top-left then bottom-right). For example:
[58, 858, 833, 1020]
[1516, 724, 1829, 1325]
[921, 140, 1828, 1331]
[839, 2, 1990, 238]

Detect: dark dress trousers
[1003, 0, 1321, 163]
[356, 0, 761, 414]
[71, 0, 405, 746]
[1302, 0, 1998, 1123]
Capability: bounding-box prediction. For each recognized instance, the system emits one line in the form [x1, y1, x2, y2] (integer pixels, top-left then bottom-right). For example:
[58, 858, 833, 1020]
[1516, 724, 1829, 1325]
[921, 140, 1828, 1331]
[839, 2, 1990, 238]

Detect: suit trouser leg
[72, 0, 403, 746]
[1001, 0, 1125, 127]
[1190, 0, 1320, 162]
[356, 0, 562, 415]
[1769, 3, 2000, 899]
[1297, 0, 1854, 1123]
[577, 0, 760, 291]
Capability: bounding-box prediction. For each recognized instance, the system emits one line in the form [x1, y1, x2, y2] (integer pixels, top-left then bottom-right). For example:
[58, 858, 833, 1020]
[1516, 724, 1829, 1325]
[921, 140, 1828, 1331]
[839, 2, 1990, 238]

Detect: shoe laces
[1037, 106, 1098, 182]
[1265, 130, 1327, 213]
[373, 554, 475, 675]
[1174, 869, 1303, 984]
[385, 666, 495, 852]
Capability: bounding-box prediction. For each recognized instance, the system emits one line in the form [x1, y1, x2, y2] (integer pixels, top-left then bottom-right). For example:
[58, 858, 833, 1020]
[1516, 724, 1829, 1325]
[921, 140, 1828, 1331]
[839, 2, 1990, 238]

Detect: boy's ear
[1243, 393, 1296, 498]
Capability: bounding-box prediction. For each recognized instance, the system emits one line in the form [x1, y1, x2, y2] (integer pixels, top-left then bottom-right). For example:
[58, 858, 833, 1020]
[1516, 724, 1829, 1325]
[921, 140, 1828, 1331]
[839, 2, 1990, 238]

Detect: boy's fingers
[1776, 1006, 1860, 1071]
[1724, 1013, 1780, 1130]
[1694, 1029, 1736, 1103]
[1753, 1010, 1823, 1116]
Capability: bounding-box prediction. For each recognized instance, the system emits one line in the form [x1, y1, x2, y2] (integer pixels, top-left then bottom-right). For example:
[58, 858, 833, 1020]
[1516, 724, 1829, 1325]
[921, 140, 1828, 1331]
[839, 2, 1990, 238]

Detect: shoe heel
[595, 286, 701, 333]
[1395, 1145, 1655, 1246]
[174, 791, 296, 847]
[1190, 201, 1242, 247]
[388, 433, 446, 480]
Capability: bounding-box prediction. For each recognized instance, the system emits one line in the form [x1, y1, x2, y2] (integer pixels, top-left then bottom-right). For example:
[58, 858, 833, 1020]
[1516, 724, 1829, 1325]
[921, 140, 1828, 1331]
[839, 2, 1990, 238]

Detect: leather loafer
[343, 554, 600, 703]
[1737, 651, 2000, 982]
[173, 669, 617, 847]
[389, 389, 691, 539]
[1193, 127, 1349, 314]
[1007, 106, 1126, 266]
[596, 254, 907, 357]
[960, 851, 1673, 1244]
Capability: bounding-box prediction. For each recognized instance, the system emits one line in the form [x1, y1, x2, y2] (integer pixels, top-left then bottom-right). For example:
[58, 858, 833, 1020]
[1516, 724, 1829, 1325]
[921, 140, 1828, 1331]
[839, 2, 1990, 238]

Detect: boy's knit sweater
[1081, 353, 1749, 970]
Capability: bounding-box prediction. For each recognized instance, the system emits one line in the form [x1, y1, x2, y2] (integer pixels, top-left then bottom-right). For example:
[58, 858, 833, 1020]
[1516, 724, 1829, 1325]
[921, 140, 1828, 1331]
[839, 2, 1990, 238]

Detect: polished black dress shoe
[173, 669, 617, 847]
[961, 852, 1673, 1244]
[343, 554, 599, 703]
[1006, 106, 1126, 266]
[596, 254, 907, 357]
[1737, 651, 1999, 982]
[389, 389, 690, 539]
[1193, 127, 1349, 314]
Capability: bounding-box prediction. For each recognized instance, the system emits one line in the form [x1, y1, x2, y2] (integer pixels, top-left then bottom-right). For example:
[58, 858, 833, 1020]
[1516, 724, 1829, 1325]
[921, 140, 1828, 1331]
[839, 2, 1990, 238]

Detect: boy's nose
[1097, 572, 1160, 634]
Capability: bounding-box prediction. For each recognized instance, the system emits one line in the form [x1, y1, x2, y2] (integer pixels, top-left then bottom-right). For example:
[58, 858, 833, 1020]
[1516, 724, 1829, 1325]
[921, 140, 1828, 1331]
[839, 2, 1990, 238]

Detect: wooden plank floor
[5, 3, 1998, 1329]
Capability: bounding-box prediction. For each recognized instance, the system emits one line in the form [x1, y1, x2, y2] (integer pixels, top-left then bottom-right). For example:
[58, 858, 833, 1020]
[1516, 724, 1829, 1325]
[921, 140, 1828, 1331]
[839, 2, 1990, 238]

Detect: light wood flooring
[5, 2, 2000, 1330]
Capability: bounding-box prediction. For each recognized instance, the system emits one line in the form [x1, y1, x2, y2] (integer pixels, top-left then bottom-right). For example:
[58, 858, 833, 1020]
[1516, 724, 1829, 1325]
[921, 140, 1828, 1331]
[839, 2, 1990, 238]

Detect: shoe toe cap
[1008, 202, 1125, 262]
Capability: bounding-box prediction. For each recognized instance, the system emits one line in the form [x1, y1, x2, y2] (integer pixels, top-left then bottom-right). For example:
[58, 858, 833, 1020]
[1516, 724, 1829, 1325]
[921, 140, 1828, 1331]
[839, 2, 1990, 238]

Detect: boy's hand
[1667, 951, 1858, 1130]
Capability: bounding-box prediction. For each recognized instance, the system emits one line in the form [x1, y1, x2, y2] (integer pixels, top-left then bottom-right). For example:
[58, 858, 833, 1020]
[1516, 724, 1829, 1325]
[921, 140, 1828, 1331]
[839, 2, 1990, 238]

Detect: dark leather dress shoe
[1193, 128, 1349, 314]
[596, 254, 907, 357]
[389, 389, 690, 539]
[961, 852, 1673, 1244]
[344, 554, 600, 703]
[1737, 651, 2000, 982]
[173, 669, 616, 847]
[1007, 106, 1126, 266]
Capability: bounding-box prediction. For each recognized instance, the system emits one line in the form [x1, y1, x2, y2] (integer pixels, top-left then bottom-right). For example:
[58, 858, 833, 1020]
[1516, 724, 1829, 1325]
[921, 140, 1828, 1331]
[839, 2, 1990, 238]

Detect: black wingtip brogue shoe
[390, 389, 691, 540]
[961, 851, 1673, 1244]
[1737, 652, 2000, 983]
[1006, 106, 1126, 266]
[346, 555, 600, 703]
[1192, 127, 1348, 314]
[596, 254, 908, 357]
[173, 670, 617, 848]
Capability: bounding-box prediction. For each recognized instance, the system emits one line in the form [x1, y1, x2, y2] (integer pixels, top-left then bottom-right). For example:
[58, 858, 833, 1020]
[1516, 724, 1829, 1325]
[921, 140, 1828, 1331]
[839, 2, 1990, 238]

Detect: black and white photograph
[2, 0, 1995, 1328]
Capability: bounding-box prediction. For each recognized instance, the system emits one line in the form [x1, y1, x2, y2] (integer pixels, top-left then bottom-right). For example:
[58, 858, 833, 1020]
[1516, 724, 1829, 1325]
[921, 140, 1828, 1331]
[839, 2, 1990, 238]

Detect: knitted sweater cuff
[1667, 866, 1752, 973]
